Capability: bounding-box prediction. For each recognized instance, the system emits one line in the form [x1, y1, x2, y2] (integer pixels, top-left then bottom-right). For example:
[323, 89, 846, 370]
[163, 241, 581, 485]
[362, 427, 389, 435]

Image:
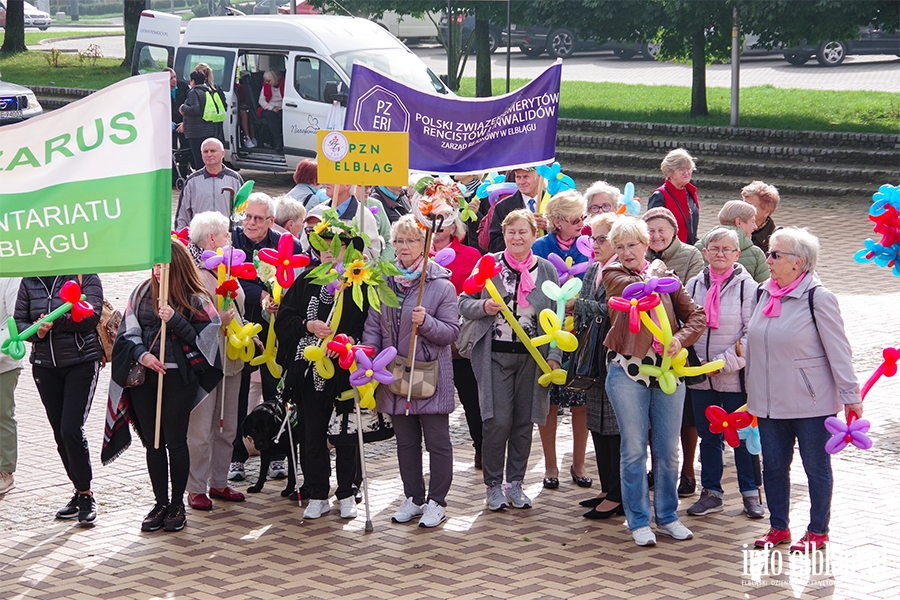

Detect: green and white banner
[0, 72, 172, 277]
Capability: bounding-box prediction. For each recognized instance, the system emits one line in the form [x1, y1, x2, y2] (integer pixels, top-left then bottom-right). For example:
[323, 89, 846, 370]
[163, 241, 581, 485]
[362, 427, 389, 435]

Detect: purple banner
[343, 61, 561, 175]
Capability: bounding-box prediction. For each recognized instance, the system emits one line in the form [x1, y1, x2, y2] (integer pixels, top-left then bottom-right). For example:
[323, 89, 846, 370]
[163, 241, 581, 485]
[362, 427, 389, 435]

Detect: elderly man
[487, 167, 550, 252]
[174, 138, 244, 229]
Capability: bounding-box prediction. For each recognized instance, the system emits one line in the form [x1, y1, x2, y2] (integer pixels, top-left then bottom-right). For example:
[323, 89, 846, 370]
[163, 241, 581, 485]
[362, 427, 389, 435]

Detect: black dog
[241, 400, 303, 500]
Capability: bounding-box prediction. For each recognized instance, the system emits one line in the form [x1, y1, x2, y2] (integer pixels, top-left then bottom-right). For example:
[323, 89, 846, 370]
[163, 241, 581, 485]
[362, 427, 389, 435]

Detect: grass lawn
[21, 30, 124, 45]
[0, 50, 129, 89]
[458, 78, 900, 134]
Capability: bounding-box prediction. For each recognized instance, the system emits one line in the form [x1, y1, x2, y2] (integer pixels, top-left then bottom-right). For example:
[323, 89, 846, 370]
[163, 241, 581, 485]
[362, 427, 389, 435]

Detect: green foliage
[42, 47, 64, 68]
[0, 51, 129, 88]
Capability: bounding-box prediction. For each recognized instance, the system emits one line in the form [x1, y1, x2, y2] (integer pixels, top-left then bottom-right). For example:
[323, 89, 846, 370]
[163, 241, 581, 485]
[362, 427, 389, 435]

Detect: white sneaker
[418, 500, 446, 528]
[632, 526, 657, 546]
[339, 496, 358, 519]
[391, 497, 424, 523]
[267, 460, 288, 480]
[0, 472, 14, 495]
[303, 499, 331, 519]
[227, 462, 245, 481]
[244, 137, 256, 148]
[504, 481, 532, 509]
[657, 520, 694, 540]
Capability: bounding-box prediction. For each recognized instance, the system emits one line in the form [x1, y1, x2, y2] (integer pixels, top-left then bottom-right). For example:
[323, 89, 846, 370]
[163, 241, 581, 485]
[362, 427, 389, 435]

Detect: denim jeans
[757, 415, 833, 535]
[606, 363, 684, 530]
[691, 389, 757, 496]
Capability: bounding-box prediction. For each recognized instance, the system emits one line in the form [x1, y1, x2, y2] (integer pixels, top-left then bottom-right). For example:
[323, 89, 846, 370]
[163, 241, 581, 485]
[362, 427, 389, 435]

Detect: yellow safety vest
[202, 90, 226, 123]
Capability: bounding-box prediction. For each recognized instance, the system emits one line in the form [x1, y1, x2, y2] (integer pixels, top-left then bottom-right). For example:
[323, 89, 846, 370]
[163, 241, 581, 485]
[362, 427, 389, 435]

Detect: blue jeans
[606, 363, 684, 530]
[692, 389, 757, 496]
[757, 416, 833, 535]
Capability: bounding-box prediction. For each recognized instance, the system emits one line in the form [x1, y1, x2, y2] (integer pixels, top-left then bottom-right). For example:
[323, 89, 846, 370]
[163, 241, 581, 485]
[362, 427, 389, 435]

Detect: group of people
[2, 144, 861, 551]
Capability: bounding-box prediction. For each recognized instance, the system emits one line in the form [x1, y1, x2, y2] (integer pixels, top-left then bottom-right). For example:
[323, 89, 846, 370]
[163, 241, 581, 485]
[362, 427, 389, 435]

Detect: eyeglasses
[588, 203, 613, 214]
[559, 214, 586, 226]
[676, 167, 694, 174]
[592, 235, 608, 246]
[766, 250, 799, 260]
[393, 238, 423, 246]
[243, 214, 270, 223]
[705, 247, 738, 256]
[614, 242, 643, 254]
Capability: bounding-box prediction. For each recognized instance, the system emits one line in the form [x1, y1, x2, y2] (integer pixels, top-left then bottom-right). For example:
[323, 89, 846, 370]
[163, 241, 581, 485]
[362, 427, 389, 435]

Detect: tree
[0, 0, 27, 55]
[122, 0, 146, 68]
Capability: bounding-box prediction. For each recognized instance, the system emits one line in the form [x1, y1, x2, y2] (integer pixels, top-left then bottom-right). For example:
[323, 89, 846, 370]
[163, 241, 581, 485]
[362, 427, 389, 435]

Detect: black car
[507, 24, 651, 60]
[438, 13, 504, 55]
[782, 24, 900, 66]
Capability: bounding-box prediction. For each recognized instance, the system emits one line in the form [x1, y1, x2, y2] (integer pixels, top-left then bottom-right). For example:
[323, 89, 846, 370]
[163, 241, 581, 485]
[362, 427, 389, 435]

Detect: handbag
[386, 309, 441, 400]
[327, 406, 394, 445]
[565, 316, 603, 392]
[124, 329, 161, 389]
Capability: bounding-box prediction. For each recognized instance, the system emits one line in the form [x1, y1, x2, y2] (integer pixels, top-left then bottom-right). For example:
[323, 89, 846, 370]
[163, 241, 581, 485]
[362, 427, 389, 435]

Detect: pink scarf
[504, 249, 536, 308]
[763, 273, 807, 317]
[555, 234, 575, 252]
[704, 266, 734, 329]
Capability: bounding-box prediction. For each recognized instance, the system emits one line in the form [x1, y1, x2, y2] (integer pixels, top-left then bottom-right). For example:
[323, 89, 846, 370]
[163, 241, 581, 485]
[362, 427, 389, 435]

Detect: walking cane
[354, 387, 374, 532]
[218, 186, 237, 433]
[153, 263, 171, 449]
[403, 213, 444, 416]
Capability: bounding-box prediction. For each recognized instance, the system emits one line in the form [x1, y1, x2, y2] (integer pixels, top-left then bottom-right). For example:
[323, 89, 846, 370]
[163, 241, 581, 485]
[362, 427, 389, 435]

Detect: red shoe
[188, 493, 213, 511]
[754, 527, 792, 548]
[789, 530, 829, 552]
[209, 487, 245, 502]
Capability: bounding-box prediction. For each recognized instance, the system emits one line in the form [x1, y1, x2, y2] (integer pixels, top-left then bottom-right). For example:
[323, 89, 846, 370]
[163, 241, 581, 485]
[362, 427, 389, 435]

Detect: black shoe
[570, 466, 593, 488]
[583, 503, 625, 520]
[354, 486, 363, 504]
[579, 496, 606, 508]
[647, 471, 654, 490]
[56, 492, 80, 520]
[77, 493, 97, 525]
[163, 503, 186, 532]
[141, 503, 169, 532]
[474, 451, 482, 470]
[677, 476, 697, 497]
[542, 477, 559, 489]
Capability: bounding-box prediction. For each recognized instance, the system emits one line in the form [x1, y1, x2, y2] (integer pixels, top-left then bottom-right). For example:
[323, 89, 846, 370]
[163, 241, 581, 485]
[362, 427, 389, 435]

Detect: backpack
[78, 275, 122, 368]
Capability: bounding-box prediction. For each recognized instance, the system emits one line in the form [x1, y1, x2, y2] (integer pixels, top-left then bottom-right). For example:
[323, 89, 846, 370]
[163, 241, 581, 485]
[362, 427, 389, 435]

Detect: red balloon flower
[706, 405, 753, 449]
[326, 333, 375, 371]
[230, 262, 257, 280]
[171, 227, 190, 246]
[463, 255, 503, 295]
[60, 280, 95, 322]
[608, 293, 661, 334]
[258, 233, 310, 289]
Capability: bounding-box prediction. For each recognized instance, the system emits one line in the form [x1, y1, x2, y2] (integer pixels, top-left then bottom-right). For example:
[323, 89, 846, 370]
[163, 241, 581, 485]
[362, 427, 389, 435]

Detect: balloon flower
[856, 184, 900, 277]
[669, 348, 725, 380]
[540, 278, 582, 348]
[1, 281, 94, 361]
[824, 412, 872, 454]
[530, 309, 578, 353]
[463, 255, 567, 387]
[433, 247, 456, 268]
[226, 320, 262, 362]
[616, 182, 641, 216]
[547, 252, 590, 284]
[535, 162, 575, 196]
[327, 333, 375, 371]
[608, 291, 661, 335]
[303, 344, 336, 380]
[249, 321, 282, 379]
[870, 184, 900, 217]
[171, 227, 190, 246]
[475, 172, 505, 200]
[203, 247, 256, 309]
[258, 233, 311, 289]
[738, 423, 761, 455]
[861, 347, 900, 401]
[349, 347, 397, 387]
[705, 405, 753, 449]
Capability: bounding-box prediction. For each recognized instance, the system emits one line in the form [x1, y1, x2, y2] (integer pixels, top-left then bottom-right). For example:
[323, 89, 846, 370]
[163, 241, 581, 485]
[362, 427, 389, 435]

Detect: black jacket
[368, 187, 410, 224]
[15, 275, 103, 368]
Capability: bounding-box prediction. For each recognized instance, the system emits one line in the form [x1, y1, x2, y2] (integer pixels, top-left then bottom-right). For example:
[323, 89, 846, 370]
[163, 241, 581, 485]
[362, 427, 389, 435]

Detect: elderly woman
[431, 215, 483, 467]
[184, 212, 247, 511]
[287, 159, 320, 208]
[684, 228, 761, 519]
[648, 149, 700, 245]
[363, 215, 459, 528]
[459, 209, 562, 512]
[643, 206, 704, 496]
[531, 190, 592, 488]
[258, 68, 284, 152]
[747, 228, 861, 552]
[603, 216, 706, 546]
[695, 201, 768, 283]
[741, 181, 781, 252]
[568, 213, 625, 518]
[585, 181, 620, 216]
[274, 196, 307, 239]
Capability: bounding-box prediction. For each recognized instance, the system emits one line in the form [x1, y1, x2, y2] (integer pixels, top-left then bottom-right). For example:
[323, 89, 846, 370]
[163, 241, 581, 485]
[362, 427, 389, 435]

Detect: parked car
[0, 0, 52, 30]
[437, 13, 503, 55]
[507, 24, 651, 60]
[373, 11, 438, 42]
[0, 80, 44, 126]
[782, 25, 900, 66]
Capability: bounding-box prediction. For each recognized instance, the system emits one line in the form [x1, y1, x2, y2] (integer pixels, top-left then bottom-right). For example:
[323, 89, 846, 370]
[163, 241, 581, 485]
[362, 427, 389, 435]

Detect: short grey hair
[608, 216, 649, 247]
[718, 200, 756, 226]
[200, 137, 224, 152]
[770, 227, 819, 273]
[246, 192, 276, 218]
[584, 181, 621, 206]
[704, 227, 740, 249]
[660, 148, 695, 177]
[189, 211, 230, 247]
[390, 214, 426, 245]
[275, 196, 306, 227]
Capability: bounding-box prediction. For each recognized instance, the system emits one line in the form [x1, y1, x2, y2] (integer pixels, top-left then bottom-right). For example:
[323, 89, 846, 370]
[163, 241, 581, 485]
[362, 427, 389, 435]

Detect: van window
[134, 44, 173, 74]
[176, 51, 235, 91]
[293, 57, 342, 103]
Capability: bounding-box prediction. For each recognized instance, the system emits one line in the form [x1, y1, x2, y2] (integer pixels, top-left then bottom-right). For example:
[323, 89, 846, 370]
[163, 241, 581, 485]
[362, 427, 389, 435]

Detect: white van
[132, 10, 449, 172]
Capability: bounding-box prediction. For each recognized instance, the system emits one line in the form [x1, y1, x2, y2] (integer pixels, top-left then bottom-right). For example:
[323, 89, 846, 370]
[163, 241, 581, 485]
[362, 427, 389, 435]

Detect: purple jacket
[363, 261, 460, 415]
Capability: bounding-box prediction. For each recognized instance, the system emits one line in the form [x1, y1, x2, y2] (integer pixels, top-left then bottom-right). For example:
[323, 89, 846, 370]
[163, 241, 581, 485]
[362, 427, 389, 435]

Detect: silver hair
[275, 196, 305, 227]
[704, 227, 740, 249]
[189, 211, 230, 247]
[608, 216, 649, 247]
[718, 200, 756, 226]
[660, 148, 695, 177]
[246, 192, 276, 218]
[200, 137, 224, 152]
[584, 181, 622, 205]
[770, 227, 819, 273]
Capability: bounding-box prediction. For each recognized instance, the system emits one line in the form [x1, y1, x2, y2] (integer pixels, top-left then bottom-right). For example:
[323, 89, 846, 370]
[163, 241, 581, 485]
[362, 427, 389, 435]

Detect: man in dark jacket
[180, 71, 219, 170]
[487, 167, 549, 252]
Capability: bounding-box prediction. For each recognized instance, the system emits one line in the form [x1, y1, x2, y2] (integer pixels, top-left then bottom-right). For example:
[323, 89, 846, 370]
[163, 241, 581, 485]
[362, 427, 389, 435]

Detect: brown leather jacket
[602, 260, 706, 357]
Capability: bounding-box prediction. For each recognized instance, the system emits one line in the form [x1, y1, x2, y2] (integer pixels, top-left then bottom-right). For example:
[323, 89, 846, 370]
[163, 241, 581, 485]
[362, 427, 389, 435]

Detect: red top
[657, 179, 699, 244]
[431, 237, 480, 295]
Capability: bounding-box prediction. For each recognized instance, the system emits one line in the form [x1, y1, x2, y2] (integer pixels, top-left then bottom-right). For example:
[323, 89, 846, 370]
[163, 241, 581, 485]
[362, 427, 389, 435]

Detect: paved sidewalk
[1, 194, 899, 599]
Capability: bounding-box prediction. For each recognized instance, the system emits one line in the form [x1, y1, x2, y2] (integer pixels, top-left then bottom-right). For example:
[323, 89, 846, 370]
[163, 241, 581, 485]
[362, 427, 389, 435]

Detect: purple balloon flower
[325, 262, 346, 296]
[622, 276, 681, 301]
[349, 347, 397, 387]
[575, 235, 594, 260]
[434, 247, 456, 267]
[202, 246, 246, 270]
[824, 415, 873, 454]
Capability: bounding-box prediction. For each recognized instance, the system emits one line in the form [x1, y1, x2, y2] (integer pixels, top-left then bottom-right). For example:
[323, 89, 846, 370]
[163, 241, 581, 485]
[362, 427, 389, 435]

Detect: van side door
[174, 46, 238, 150]
[282, 53, 347, 166]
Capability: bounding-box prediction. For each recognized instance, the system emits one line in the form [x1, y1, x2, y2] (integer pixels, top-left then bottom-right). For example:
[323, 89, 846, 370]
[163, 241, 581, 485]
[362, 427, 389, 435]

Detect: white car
[0, 0, 52, 30]
[0, 80, 43, 125]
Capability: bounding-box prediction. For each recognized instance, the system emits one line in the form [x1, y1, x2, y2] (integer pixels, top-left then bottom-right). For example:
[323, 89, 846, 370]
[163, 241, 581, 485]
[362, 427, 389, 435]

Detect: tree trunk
[474, 14, 491, 98]
[0, 0, 28, 55]
[690, 26, 708, 117]
[121, 0, 146, 68]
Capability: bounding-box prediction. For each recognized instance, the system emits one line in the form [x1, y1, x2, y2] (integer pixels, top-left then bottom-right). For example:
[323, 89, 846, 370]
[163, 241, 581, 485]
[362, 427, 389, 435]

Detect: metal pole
[506, 0, 511, 93]
[354, 389, 373, 532]
[730, 6, 740, 128]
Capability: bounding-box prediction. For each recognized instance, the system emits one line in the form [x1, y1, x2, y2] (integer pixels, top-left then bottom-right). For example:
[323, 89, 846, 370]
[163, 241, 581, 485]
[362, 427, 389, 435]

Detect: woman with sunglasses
[530, 191, 593, 490]
[746, 228, 861, 553]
